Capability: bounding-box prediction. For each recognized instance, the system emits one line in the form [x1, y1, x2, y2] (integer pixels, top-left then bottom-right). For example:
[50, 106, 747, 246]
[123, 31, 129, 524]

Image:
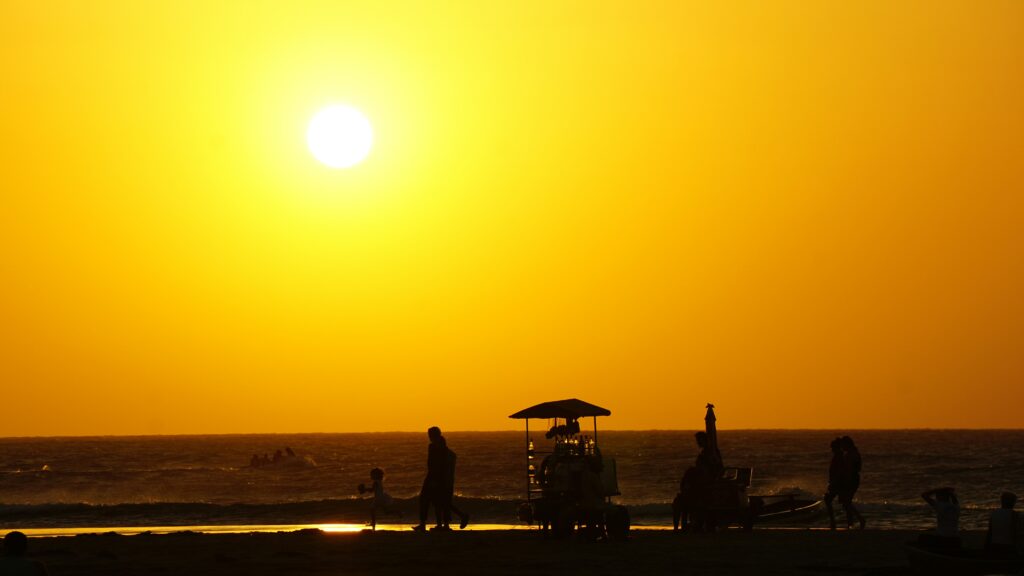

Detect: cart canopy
[509, 398, 611, 419]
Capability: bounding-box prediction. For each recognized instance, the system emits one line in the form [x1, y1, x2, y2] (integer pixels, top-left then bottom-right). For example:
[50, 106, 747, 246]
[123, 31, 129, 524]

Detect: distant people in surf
[249, 447, 301, 468]
[920, 487, 960, 548]
[823, 436, 866, 530]
[412, 426, 469, 532]
[358, 467, 396, 530]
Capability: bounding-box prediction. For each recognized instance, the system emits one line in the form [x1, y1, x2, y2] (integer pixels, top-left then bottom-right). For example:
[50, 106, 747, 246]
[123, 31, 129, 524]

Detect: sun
[306, 105, 373, 169]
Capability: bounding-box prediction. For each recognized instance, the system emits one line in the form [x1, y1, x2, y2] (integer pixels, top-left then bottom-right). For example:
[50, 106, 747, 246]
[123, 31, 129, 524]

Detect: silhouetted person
[673, 431, 723, 531]
[250, 454, 261, 468]
[579, 455, 608, 541]
[838, 435, 866, 529]
[0, 531, 49, 576]
[285, 447, 296, 458]
[986, 492, 1021, 556]
[824, 437, 848, 530]
[920, 487, 960, 549]
[358, 467, 394, 531]
[440, 437, 469, 530]
[413, 426, 450, 531]
[545, 419, 581, 439]
[273, 449, 283, 463]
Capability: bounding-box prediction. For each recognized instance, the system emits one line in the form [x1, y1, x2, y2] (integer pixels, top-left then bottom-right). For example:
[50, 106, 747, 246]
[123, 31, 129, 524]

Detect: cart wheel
[551, 505, 575, 539]
[517, 502, 534, 524]
[745, 497, 763, 532]
[606, 505, 630, 541]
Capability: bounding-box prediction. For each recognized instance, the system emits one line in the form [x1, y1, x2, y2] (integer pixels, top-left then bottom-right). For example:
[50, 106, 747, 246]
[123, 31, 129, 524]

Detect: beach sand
[18, 527, 965, 576]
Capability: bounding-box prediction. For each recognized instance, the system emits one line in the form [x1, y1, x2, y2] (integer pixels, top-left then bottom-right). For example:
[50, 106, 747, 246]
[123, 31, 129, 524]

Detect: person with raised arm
[920, 487, 960, 548]
[358, 467, 394, 531]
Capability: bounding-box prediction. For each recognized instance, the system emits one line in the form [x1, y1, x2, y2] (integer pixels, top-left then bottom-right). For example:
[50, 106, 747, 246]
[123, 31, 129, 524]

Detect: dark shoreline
[16, 527, 957, 575]
[0, 496, 979, 532]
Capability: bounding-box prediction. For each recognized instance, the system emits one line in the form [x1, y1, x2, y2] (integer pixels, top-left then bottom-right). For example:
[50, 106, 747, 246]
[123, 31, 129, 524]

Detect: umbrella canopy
[509, 398, 611, 420]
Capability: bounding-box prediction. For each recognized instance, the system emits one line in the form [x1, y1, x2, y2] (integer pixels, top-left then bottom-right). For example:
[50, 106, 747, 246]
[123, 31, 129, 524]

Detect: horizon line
[2, 427, 1023, 440]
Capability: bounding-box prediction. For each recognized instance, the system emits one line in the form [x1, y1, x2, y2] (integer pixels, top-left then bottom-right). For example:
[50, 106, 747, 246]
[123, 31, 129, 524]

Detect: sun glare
[306, 105, 373, 169]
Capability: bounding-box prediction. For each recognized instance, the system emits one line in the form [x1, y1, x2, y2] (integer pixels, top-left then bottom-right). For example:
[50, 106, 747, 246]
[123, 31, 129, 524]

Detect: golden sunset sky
[2, 1, 1021, 435]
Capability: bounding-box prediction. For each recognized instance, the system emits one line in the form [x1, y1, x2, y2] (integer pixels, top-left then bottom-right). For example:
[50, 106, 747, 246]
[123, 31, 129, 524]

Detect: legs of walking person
[844, 501, 865, 529]
[672, 494, 685, 531]
[434, 490, 449, 529]
[449, 496, 469, 529]
[840, 492, 865, 529]
[855, 503, 866, 529]
[415, 478, 433, 529]
[825, 491, 837, 530]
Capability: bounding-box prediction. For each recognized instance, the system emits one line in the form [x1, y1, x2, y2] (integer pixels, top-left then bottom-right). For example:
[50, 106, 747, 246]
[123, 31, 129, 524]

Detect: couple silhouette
[825, 436, 866, 530]
[412, 426, 469, 531]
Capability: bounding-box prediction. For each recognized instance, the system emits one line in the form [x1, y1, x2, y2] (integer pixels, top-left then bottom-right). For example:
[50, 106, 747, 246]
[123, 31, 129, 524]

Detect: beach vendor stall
[510, 399, 629, 540]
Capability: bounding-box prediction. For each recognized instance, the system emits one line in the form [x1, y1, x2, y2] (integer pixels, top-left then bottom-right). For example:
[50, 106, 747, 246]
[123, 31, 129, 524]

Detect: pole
[525, 418, 531, 502]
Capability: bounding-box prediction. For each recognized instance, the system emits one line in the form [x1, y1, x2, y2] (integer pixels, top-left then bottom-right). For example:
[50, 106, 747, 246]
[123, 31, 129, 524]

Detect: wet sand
[18, 527, 969, 576]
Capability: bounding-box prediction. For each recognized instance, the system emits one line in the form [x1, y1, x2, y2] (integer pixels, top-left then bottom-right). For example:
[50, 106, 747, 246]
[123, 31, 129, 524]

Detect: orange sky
[2, 1, 1022, 435]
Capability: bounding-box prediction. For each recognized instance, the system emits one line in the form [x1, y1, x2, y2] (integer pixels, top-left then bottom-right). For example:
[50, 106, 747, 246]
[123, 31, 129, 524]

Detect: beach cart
[509, 398, 629, 540]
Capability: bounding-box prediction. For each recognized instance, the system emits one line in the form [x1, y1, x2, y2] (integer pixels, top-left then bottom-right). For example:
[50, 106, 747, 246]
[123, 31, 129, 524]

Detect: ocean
[1, 430, 1021, 532]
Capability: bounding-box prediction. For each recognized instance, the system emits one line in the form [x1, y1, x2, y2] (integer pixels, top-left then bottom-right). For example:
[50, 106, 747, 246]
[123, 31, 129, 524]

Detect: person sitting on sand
[250, 454, 261, 468]
[838, 436, 866, 530]
[824, 437, 848, 531]
[0, 531, 49, 576]
[920, 487, 960, 548]
[985, 492, 1021, 556]
[285, 447, 296, 458]
[359, 467, 395, 531]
